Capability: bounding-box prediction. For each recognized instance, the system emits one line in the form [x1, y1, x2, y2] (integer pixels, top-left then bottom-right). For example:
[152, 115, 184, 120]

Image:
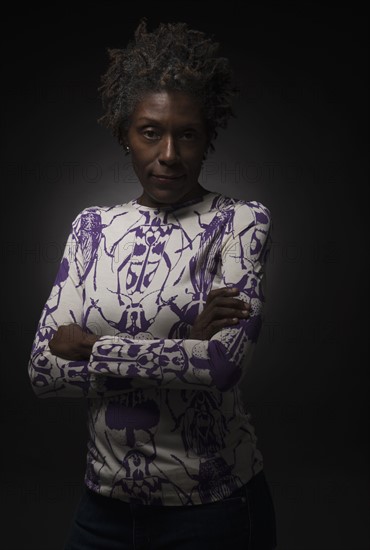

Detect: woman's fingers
[192, 314, 245, 340]
[189, 287, 251, 340]
[203, 293, 251, 323]
[49, 323, 87, 360]
[205, 286, 239, 304]
[206, 288, 250, 310]
[205, 306, 249, 323]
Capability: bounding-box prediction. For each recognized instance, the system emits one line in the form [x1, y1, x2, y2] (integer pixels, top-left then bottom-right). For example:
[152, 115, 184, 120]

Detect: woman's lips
[151, 174, 185, 184]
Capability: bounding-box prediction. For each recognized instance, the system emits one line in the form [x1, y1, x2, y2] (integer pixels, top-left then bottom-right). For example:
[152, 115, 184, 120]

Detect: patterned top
[28, 190, 272, 506]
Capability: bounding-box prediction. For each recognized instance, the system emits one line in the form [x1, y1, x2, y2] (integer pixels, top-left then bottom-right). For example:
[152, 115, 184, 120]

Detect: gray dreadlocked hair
[98, 19, 237, 154]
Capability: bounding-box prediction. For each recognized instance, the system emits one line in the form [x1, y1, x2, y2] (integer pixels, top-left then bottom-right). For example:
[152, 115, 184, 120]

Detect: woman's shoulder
[214, 193, 272, 227]
[70, 203, 131, 223]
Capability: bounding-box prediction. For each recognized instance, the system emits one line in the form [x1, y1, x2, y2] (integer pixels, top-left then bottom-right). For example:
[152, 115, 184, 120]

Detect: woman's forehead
[132, 90, 205, 124]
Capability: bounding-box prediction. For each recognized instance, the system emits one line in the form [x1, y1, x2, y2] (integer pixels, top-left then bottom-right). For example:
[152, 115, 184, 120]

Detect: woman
[28, 20, 277, 550]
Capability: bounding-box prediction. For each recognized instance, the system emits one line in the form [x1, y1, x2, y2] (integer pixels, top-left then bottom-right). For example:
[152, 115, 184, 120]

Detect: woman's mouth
[151, 174, 185, 184]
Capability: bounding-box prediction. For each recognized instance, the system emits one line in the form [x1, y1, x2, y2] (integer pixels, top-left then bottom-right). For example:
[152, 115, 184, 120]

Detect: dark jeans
[63, 470, 277, 549]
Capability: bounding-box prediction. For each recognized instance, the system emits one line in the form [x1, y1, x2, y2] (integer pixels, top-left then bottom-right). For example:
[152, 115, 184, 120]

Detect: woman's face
[126, 90, 209, 208]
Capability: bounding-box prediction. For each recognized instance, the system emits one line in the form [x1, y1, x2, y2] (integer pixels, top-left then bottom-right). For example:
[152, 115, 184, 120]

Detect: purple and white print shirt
[28, 191, 272, 506]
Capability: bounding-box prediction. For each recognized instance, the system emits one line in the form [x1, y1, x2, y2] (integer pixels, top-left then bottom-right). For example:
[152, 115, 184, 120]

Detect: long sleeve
[27, 194, 272, 506]
[28, 212, 135, 399]
[87, 203, 272, 392]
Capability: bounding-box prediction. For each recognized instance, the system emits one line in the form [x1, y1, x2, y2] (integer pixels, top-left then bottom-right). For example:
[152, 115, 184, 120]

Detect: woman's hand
[49, 324, 100, 361]
[189, 287, 250, 340]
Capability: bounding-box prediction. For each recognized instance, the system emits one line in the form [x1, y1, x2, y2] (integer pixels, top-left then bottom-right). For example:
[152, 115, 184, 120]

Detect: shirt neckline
[128, 190, 219, 213]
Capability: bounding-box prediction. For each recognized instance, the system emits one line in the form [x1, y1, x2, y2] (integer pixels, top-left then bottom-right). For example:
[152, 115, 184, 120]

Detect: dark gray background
[2, 2, 368, 549]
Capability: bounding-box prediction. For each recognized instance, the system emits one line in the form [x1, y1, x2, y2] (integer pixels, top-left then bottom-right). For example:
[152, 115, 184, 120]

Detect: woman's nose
[158, 135, 178, 164]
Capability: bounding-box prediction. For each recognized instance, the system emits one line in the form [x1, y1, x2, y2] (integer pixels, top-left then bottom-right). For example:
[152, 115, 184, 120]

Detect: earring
[125, 145, 130, 153]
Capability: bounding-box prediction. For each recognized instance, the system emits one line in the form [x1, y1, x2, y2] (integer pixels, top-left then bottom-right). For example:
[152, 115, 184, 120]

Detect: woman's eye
[181, 132, 195, 141]
[142, 129, 160, 140]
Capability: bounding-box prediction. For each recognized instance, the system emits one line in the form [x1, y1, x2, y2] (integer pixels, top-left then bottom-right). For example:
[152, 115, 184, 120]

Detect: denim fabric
[63, 471, 277, 549]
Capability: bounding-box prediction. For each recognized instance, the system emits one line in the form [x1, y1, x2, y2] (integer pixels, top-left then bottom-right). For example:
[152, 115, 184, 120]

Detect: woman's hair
[98, 19, 237, 154]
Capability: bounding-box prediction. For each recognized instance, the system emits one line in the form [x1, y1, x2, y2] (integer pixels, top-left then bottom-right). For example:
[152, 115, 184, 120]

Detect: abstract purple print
[28, 191, 272, 506]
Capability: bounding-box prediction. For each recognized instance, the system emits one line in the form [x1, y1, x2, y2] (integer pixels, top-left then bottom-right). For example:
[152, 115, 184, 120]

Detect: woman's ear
[119, 128, 130, 155]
